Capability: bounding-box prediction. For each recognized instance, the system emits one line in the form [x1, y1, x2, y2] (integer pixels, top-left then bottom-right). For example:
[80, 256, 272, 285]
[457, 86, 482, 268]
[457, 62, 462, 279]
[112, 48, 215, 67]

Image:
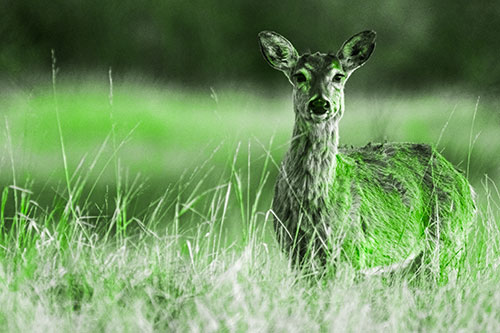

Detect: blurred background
[1, 0, 500, 227]
[2, 0, 500, 92]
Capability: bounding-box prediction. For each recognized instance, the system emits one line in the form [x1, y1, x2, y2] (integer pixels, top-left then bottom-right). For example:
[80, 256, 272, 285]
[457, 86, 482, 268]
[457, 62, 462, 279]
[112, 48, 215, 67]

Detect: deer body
[259, 31, 475, 274]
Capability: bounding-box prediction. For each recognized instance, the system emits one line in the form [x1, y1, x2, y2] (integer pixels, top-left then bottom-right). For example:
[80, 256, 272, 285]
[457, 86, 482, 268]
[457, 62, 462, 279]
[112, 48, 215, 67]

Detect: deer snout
[308, 97, 330, 115]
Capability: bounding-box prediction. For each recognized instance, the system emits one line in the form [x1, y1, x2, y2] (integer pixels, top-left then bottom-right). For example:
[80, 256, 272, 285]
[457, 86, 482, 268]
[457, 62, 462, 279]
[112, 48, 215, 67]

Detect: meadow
[1, 74, 500, 331]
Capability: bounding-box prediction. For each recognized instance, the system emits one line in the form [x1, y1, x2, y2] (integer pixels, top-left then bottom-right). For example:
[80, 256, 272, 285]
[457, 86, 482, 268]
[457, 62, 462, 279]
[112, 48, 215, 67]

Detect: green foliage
[2, 0, 500, 90]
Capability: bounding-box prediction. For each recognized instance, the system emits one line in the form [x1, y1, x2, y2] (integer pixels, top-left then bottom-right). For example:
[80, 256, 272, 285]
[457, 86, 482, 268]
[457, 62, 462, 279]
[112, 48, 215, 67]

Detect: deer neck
[283, 114, 340, 208]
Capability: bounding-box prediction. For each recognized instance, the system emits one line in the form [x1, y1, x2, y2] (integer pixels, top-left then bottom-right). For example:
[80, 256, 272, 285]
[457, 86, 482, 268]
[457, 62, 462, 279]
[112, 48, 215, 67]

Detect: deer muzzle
[308, 97, 331, 116]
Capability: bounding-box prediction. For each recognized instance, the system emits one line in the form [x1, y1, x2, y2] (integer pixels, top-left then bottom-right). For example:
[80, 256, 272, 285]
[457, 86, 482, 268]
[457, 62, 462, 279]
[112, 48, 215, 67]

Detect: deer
[258, 30, 476, 278]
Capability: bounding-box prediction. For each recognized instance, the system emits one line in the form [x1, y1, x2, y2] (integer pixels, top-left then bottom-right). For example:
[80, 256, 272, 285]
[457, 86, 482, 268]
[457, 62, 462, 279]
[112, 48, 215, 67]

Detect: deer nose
[308, 97, 330, 115]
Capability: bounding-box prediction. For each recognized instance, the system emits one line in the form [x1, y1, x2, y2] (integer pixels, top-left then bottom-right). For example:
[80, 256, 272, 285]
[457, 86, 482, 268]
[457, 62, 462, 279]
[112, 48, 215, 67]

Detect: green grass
[1, 76, 500, 331]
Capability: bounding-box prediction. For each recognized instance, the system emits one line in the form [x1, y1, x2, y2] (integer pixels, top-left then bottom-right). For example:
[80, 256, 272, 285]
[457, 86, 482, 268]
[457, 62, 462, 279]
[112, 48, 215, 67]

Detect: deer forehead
[295, 52, 343, 76]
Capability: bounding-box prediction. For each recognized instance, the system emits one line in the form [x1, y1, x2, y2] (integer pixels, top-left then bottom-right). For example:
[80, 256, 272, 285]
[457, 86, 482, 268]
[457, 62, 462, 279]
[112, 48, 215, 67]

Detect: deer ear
[258, 31, 298, 74]
[337, 30, 376, 73]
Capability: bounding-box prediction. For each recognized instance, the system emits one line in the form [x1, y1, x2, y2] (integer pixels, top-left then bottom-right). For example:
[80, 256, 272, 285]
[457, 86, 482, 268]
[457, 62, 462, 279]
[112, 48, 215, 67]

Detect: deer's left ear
[258, 31, 298, 74]
[337, 30, 376, 73]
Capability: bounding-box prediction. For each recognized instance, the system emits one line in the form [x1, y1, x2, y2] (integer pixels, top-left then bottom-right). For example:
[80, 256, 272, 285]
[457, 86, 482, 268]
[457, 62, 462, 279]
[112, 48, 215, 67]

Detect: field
[1, 75, 500, 331]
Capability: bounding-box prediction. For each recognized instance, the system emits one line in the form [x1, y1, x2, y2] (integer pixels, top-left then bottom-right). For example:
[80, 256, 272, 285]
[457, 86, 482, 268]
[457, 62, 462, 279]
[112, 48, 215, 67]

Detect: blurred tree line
[1, 0, 499, 92]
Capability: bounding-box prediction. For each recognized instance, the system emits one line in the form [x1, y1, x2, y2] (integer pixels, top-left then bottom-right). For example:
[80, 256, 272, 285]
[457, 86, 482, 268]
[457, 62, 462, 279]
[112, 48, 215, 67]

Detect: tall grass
[1, 73, 500, 331]
[1, 135, 500, 331]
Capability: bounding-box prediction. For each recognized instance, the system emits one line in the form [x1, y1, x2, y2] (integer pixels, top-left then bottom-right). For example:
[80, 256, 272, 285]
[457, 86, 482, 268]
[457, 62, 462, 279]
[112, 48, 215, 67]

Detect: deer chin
[309, 109, 332, 122]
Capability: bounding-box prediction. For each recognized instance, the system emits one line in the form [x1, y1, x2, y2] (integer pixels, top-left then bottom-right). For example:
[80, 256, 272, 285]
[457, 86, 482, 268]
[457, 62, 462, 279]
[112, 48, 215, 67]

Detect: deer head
[258, 30, 376, 124]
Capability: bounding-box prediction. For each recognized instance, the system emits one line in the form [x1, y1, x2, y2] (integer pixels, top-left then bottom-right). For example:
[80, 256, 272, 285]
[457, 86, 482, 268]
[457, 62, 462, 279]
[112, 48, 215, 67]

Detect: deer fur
[259, 30, 476, 276]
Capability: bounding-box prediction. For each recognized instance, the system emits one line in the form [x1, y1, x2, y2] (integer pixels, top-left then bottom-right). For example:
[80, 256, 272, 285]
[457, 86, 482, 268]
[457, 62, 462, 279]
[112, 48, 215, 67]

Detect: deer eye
[332, 74, 345, 83]
[293, 73, 307, 83]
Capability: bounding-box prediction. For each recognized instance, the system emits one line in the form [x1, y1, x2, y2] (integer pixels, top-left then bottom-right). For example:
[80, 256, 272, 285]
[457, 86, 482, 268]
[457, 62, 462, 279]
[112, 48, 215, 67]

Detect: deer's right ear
[258, 31, 298, 74]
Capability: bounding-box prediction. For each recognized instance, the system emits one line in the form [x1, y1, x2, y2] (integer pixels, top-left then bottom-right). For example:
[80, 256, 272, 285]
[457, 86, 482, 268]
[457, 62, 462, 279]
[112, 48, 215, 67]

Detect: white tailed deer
[258, 30, 476, 277]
